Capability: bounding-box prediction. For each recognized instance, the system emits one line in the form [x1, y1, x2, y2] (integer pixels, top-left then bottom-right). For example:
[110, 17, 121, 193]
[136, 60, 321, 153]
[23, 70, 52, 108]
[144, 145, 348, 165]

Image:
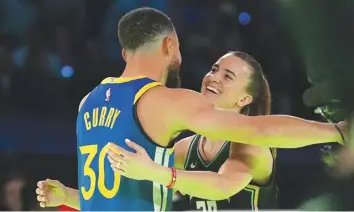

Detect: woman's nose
[210, 73, 222, 84]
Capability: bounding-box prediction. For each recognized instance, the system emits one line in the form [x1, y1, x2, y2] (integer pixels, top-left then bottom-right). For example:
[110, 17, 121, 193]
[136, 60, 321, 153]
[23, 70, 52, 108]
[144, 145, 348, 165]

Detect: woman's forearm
[149, 165, 251, 201]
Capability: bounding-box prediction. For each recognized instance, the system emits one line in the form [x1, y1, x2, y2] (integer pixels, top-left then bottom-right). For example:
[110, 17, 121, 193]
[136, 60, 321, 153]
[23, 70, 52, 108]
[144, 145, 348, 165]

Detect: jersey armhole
[132, 81, 174, 148]
[78, 93, 91, 112]
[133, 81, 162, 104]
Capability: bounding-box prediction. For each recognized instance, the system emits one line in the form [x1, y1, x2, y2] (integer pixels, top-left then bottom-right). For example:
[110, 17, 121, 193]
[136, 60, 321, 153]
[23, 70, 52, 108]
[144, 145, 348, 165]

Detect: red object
[166, 167, 177, 188]
[59, 205, 78, 211]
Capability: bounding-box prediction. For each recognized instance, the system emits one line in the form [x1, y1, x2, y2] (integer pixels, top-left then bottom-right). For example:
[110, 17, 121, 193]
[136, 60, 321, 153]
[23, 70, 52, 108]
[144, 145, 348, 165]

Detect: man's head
[118, 7, 181, 87]
[201, 51, 271, 115]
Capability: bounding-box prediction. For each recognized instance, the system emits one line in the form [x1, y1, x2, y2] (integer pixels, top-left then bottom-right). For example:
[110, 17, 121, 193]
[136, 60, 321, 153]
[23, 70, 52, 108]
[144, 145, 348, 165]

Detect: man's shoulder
[138, 87, 201, 109]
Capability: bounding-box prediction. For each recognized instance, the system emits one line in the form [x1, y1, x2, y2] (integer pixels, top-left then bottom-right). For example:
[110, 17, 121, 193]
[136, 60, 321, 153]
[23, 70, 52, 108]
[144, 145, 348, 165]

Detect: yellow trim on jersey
[133, 81, 162, 104]
[244, 184, 260, 211]
[101, 76, 146, 84]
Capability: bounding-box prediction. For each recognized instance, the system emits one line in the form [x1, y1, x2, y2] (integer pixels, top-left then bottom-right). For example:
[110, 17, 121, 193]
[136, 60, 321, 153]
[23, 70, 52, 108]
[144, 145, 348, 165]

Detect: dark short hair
[118, 7, 175, 51]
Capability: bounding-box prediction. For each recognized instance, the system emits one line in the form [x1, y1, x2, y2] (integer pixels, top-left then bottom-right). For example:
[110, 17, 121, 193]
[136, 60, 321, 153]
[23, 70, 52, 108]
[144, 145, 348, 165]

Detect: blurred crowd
[0, 0, 352, 211]
[0, 0, 309, 117]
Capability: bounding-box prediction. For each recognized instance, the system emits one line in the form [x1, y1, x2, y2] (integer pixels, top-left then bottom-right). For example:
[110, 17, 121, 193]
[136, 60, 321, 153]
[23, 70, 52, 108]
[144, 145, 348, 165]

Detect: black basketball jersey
[183, 135, 278, 211]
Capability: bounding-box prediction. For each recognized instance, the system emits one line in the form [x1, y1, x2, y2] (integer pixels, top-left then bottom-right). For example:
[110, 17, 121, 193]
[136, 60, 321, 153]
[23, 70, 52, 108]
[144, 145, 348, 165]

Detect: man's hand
[36, 179, 68, 208]
[107, 139, 156, 180]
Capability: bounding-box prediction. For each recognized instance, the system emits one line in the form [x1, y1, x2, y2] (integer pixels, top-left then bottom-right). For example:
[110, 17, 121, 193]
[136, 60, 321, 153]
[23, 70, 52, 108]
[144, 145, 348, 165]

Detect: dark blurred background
[0, 0, 353, 211]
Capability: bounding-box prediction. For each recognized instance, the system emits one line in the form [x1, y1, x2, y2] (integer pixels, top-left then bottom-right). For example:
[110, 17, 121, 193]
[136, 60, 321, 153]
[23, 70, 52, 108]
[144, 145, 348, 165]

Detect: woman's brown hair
[230, 51, 276, 157]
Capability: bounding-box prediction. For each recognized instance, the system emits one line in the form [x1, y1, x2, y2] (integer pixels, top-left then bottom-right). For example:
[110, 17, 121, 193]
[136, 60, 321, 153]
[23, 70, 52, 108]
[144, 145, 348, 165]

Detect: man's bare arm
[64, 187, 80, 210]
[159, 89, 343, 148]
[63, 94, 89, 209]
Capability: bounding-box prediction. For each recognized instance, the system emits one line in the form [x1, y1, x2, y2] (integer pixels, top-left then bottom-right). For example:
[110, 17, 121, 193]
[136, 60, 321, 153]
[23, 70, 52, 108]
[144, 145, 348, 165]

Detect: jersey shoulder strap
[100, 76, 146, 84]
[133, 80, 162, 104]
[183, 134, 201, 169]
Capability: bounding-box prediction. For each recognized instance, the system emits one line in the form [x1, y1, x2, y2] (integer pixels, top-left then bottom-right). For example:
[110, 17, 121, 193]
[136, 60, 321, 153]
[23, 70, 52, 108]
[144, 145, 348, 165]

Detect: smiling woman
[177, 51, 276, 210]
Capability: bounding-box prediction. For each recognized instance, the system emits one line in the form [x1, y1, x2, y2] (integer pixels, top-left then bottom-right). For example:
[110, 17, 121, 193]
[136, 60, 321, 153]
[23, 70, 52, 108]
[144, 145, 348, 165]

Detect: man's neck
[121, 53, 165, 83]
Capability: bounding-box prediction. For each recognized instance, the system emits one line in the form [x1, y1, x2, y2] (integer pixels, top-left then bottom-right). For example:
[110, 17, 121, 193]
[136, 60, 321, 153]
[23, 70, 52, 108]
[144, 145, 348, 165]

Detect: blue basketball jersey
[76, 76, 175, 211]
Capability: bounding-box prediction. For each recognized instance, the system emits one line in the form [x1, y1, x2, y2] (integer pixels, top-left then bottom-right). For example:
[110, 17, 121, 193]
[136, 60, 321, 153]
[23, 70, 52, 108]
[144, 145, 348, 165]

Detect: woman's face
[201, 53, 254, 110]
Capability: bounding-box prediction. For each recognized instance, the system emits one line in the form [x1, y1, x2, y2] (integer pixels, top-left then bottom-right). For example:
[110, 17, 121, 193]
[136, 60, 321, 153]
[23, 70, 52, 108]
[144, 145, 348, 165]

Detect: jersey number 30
[80, 144, 120, 200]
[196, 201, 217, 212]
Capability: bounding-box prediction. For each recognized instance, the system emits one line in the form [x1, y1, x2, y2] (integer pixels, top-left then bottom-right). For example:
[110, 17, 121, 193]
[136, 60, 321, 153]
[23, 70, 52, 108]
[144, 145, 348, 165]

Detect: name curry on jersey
[83, 107, 120, 131]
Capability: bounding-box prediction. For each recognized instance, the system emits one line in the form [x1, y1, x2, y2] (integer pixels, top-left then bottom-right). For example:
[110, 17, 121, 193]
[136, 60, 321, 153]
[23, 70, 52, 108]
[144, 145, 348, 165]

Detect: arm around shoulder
[164, 89, 260, 145]
[166, 89, 343, 148]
